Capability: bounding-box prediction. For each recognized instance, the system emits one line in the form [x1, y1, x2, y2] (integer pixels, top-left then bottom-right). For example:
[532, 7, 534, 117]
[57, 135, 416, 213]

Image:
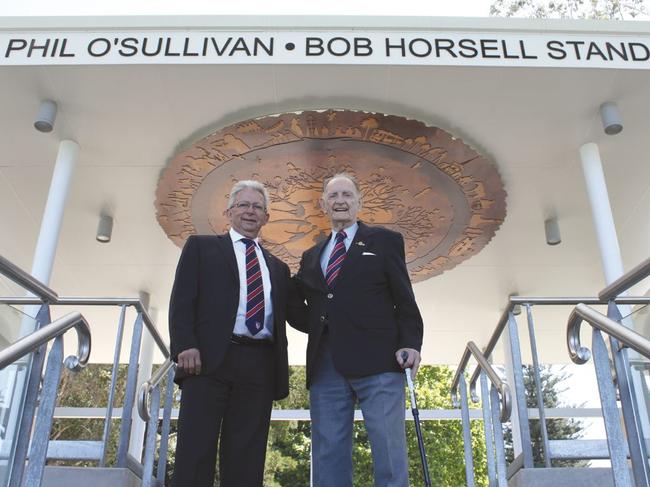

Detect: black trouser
[172, 343, 275, 487]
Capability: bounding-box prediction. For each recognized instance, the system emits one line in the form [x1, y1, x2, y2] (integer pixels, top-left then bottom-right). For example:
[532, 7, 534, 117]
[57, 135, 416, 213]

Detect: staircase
[0, 255, 174, 487]
[451, 257, 650, 487]
[1, 254, 649, 486]
[42, 467, 141, 487]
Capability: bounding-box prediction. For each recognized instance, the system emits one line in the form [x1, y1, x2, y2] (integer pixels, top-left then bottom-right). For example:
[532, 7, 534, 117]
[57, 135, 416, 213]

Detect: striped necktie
[242, 238, 265, 336]
[325, 230, 347, 289]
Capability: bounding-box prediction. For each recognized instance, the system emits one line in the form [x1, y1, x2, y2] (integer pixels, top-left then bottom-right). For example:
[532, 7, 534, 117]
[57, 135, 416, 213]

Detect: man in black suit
[169, 180, 296, 486]
[294, 173, 424, 487]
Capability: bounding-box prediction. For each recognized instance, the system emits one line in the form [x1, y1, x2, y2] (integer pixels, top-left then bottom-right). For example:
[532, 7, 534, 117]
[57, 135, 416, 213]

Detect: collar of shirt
[330, 221, 358, 251]
[229, 227, 260, 247]
[320, 221, 359, 276]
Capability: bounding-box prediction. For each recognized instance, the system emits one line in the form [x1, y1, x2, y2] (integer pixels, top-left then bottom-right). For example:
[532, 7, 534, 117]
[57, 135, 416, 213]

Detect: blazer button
[327, 293, 333, 299]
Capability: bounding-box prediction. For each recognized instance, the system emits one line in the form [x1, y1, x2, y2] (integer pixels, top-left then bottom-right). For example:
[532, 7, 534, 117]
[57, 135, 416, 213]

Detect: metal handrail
[599, 257, 650, 301]
[0, 311, 91, 371]
[567, 303, 650, 364]
[0, 254, 58, 303]
[467, 295, 650, 390]
[138, 358, 176, 421]
[451, 341, 511, 422]
[0, 296, 169, 358]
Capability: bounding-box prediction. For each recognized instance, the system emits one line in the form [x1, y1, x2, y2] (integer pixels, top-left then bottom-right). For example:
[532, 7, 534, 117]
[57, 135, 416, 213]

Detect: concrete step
[509, 468, 616, 487]
[41, 466, 142, 487]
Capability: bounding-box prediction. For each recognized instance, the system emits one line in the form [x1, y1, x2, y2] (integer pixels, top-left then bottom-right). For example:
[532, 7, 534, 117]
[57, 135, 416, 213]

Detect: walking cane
[401, 351, 432, 487]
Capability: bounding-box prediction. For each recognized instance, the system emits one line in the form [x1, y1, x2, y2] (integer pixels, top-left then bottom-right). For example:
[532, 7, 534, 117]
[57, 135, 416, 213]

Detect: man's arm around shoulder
[286, 252, 309, 334]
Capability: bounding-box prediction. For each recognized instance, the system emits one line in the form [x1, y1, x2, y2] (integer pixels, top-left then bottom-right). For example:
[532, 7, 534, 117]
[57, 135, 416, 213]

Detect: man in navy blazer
[294, 173, 424, 487]
[169, 180, 297, 486]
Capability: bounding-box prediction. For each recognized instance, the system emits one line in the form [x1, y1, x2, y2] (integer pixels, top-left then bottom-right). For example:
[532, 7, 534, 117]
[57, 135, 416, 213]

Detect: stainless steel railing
[599, 256, 650, 301]
[0, 256, 95, 487]
[451, 342, 511, 422]
[0, 296, 169, 358]
[467, 295, 649, 394]
[0, 254, 58, 303]
[451, 341, 511, 487]
[562, 302, 649, 486]
[138, 358, 176, 422]
[137, 358, 176, 487]
[0, 296, 174, 484]
[0, 311, 90, 371]
[563, 257, 650, 487]
[0, 256, 83, 487]
[450, 256, 650, 487]
[0, 254, 175, 486]
[567, 303, 650, 364]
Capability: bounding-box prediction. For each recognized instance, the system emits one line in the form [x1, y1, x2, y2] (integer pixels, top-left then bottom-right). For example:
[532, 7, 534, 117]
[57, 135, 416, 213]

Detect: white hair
[228, 180, 270, 209]
[322, 172, 361, 195]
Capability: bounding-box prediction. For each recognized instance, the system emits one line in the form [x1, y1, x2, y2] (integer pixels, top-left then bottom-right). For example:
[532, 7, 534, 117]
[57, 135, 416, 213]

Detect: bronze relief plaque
[155, 110, 506, 282]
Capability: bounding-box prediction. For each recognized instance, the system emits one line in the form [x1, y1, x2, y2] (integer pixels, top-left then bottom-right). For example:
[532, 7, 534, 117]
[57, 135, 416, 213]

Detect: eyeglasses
[230, 201, 266, 212]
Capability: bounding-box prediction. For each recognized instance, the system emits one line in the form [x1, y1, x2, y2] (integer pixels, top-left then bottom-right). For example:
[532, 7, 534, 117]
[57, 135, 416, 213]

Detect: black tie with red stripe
[242, 238, 264, 335]
[325, 230, 347, 289]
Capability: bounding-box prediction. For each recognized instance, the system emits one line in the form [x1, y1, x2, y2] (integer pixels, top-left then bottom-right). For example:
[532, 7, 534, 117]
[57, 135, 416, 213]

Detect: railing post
[8, 305, 50, 487]
[524, 304, 551, 467]
[22, 336, 65, 487]
[130, 317, 155, 461]
[607, 301, 650, 486]
[157, 367, 176, 483]
[141, 386, 161, 487]
[100, 304, 127, 467]
[591, 326, 632, 486]
[505, 311, 534, 468]
[479, 371, 497, 487]
[117, 312, 144, 467]
[489, 384, 507, 487]
[458, 374, 475, 487]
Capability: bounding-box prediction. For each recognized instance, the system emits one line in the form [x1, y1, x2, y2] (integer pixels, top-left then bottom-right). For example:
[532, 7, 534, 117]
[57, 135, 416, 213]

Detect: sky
[1, 0, 494, 17]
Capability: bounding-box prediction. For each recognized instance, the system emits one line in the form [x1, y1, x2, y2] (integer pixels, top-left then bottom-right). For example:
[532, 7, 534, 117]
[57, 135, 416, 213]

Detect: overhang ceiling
[1, 17, 649, 366]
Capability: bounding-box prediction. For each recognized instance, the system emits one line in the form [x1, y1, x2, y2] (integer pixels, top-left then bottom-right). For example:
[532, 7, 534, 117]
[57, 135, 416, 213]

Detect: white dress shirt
[229, 228, 273, 340]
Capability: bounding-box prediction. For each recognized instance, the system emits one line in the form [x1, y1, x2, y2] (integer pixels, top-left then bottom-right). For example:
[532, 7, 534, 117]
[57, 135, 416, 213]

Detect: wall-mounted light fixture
[34, 100, 58, 133]
[96, 213, 114, 243]
[599, 102, 623, 136]
[545, 217, 561, 246]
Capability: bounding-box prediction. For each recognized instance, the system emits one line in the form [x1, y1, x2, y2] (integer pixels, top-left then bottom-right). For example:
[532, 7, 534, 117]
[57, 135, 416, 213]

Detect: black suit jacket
[168, 234, 292, 400]
[293, 222, 423, 388]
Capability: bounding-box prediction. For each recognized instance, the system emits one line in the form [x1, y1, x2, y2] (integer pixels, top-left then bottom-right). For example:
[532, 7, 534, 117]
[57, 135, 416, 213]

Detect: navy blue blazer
[293, 222, 423, 388]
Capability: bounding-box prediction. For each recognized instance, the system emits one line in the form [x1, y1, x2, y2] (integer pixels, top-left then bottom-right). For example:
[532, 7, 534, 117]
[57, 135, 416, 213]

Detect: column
[30, 139, 80, 285]
[579, 143, 624, 284]
[128, 305, 156, 461]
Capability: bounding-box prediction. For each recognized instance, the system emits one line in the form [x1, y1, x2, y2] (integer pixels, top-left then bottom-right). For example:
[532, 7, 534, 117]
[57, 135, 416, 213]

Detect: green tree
[490, 0, 648, 19]
[503, 365, 587, 467]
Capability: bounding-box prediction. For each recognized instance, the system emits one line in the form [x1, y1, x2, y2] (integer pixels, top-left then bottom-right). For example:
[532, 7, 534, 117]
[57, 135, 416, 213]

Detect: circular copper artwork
[155, 109, 506, 282]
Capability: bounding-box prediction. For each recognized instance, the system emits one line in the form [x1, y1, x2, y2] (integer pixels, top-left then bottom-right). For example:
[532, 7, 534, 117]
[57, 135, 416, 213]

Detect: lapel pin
[357, 241, 366, 246]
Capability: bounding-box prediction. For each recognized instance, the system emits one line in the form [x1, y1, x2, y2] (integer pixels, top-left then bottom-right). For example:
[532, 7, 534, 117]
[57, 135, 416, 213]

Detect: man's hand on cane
[396, 348, 421, 378]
